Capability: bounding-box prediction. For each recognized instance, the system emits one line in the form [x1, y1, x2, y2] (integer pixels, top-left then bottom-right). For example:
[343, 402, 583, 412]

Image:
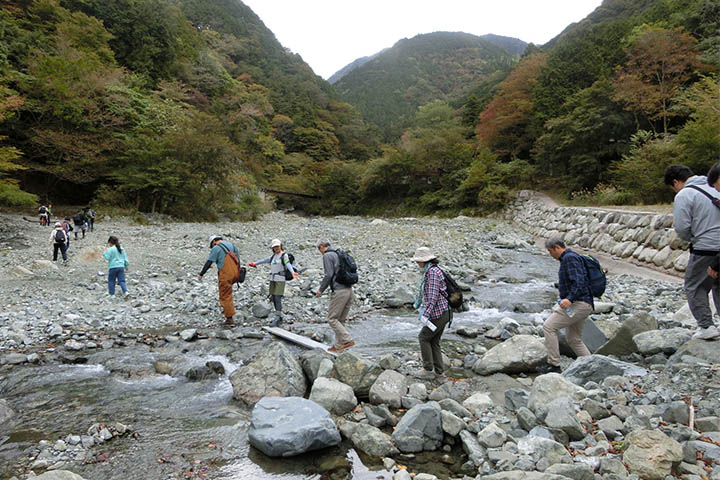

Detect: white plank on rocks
[262, 327, 337, 356]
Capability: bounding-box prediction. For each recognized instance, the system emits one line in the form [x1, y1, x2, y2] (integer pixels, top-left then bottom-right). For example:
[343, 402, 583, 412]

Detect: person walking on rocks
[199, 235, 241, 326]
[103, 235, 129, 297]
[72, 211, 86, 240]
[84, 206, 96, 232]
[665, 164, 720, 339]
[316, 240, 355, 352]
[538, 239, 594, 374]
[49, 221, 68, 265]
[707, 162, 720, 282]
[249, 239, 298, 327]
[61, 216, 73, 250]
[412, 247, 451, 379]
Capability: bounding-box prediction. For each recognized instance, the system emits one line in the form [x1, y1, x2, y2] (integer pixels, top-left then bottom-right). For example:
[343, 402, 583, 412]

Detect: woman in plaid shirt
[412, 246, 451, 379]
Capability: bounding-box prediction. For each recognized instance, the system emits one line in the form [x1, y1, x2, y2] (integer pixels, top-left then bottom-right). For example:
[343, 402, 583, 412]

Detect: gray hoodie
[673, 175, 720, 251]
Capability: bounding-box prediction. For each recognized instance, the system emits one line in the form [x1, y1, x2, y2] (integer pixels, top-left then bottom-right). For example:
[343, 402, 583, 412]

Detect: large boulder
[668, 338, 720, 366]
[31, 259, 58, 271]
[528, 373, 587, 418]
[392, 403, 443, 453]
[309, 377, 357, 415]
[559, 318, 607, 355]
[348, 423, 399, 457]
[623, 429, 683, 480]
[333, 351, 383, 398]
[672, 302, 717, 328]
[299, 349, 331, 384]
[562, 355, 648, 386]
[517, 435, 572, 466]
[34, 472, 88, 480]
[595, 312, 657, 356]
[633, 328, 692, 355]
[462, 392, 494, 416]
[543, 397, 585, 440]
[369, 370, 408, 408]
[230, 342, 307, 405]
[472, 335, 546, 375]
[248, 396, 341, 457]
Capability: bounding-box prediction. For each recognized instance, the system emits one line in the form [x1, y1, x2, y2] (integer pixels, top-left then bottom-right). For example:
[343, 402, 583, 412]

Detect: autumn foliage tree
[475, 53, 547, 159]
[612, 26, 709, 135]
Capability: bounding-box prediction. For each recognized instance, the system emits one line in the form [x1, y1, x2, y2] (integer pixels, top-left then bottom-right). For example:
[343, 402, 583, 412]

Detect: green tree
[675, 75, 720, 166]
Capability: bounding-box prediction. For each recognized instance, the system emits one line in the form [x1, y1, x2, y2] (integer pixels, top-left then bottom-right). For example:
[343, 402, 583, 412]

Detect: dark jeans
[418, 310, 451, 374]
[685, 253, 720, 329]
[108, 267, 127, 295]
[53, 243, 67, 262]
[271, 294, 282, 312]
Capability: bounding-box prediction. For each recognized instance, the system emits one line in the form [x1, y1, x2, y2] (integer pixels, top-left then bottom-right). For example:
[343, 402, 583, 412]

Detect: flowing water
[0, 248, 561, 479]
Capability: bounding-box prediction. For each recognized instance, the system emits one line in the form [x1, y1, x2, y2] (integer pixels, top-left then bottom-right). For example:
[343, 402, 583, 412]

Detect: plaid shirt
[558, 249, 594, 308]
[422, 264, 450, 320]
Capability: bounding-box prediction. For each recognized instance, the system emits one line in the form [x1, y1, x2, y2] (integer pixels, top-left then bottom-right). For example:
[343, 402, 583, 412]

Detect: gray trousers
[418, 310, 451, 374]
[328, 288, 354, 347]
[685, 253, 720, 329]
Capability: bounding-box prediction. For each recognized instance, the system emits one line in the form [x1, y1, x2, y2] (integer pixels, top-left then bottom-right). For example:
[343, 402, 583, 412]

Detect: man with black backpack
[49, 222, 68, 265]
[72, 211, 86, 240]
[316, 240, 357, 352]
[537, 238, 595, 374]
[198, 235, 243, 326]
[665, 164, 720, 340]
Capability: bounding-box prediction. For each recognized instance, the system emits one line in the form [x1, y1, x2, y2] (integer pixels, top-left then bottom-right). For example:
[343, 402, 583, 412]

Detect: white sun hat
[411, 246, 437, 263]
[270, 238, 282, 248]
[208, 235, 222, 248]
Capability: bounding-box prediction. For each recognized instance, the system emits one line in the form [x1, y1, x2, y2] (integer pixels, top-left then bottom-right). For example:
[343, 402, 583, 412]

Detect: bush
[569, 184, 635, 206]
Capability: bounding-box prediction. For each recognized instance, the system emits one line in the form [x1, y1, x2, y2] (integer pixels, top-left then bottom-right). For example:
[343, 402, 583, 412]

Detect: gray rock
[477, 421, 507, 448]
[545, 463, 595, 480]
[562, 355, 647, 386]
[504, 388, 529, 411]
[153, 361, 173, 375]
[349, 422, 398, 457]
[599, 457, 627, 476]
[661, 400, 690, 425]
[559, 317, 608, 355]
[633, 327, 692, 355]
[384, 287, 415, 308]
[31, 259, 58, 271]
[543, 397, 585, 441]
[528, 373, 587, 418]
[0, 399, 15, 424]
[596, 312, 657, 356]
[517, 407, 537, 431]
[308, 377, 357, 415]
[581, 398, 609, 420]
[369, 370, 408, 408]
[392, 403, 443, 453]
[483, 473, 568, 480]
[248, 396, 340, 457]
[459, 429, 487, 467]
[472, 335, 546, 375]
[378, 354, 402, 371]
[695, 416, 720, 432]
[596, 416, 624, 439]
[462, 392, 493, 416]
[299, 349, 328, 384]
[440, 409, 465, 436]
[33, 472, 88, 480]
[3, 353, 27, 365]
[179, 329, 197, 341]
[230, 342, 307, 405]
[517, 435, 572, 466]
[333, 351, 383, 397]
[185, 365, 220, 381]
[623, 429, 683, 480]
[684, 439, 720, 464]
[251, 303, 271, 319]
[668, 338, 720, 366]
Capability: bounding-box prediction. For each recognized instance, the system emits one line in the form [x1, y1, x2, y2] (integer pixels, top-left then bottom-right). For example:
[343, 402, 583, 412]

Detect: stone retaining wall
[499, 191, 688, 274]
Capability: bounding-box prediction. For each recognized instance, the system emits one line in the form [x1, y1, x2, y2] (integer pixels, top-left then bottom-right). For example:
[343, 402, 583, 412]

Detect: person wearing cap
[49, 221, 69, 265]
[316, 240, 355, 352]
[198, 235, 242, 326]
[249, 239, 298, 327]
[412, 246, 451, 379]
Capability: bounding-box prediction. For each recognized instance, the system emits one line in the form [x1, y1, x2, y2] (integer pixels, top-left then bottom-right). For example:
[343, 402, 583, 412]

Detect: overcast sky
[241, 0, 604, 79]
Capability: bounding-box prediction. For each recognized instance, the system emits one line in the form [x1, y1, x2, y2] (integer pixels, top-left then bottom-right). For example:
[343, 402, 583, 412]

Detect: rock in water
[392, 403, 443, 453]
[308, 377, 357, 415]
[248, 396, 340, 457]
[622, 429, 683, 480]
[230, 342, 307, 405]
[472, 335, 547, 375]
[348, 423, 399, 457]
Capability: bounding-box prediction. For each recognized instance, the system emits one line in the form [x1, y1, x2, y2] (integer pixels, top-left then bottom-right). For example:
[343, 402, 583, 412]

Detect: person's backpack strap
[687, 185, 720, 210]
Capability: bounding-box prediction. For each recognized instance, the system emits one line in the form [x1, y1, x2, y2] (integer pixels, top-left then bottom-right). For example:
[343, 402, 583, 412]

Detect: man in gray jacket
[665, 164, 720, 340]
[316, 240, 355, 352]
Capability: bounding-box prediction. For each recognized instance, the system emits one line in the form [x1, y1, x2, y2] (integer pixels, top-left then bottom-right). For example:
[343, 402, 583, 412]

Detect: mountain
[332, 31, 520, 136]
[480, 34, 528, 56]
[328, 49, 387, 85]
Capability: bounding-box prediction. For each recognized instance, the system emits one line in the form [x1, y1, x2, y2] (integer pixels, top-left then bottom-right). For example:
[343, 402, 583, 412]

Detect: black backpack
[281, 252, 296, 281]
[73, 212, 84, 224]
[580, 254, 606, 298]
[54, 229, 66, 244]
[330, 249, 358, 286]
[440, 268, 464, 309]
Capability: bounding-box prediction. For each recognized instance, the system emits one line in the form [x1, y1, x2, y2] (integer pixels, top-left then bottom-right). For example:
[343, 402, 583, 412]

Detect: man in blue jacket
[537, 238, 594, 374]
[665, 164, 720, 340]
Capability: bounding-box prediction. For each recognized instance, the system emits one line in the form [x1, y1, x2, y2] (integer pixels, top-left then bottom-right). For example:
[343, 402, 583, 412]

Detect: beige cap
[411, 246, 437, 263]
[271, 238, 282, 248]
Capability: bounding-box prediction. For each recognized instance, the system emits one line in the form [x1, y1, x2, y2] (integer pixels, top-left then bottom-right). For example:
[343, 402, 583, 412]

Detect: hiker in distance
[412, 246, 451, 380]
[103, 235, 130, 297]
[49, 221, 68, 265]
[538, 238, 594, 374]
[665, 164, 720, 340]
[249, 238, 298, 327]
[198, 235, 241, 326]
[72, 210, 87, 240]
[316, 240, 355, 352]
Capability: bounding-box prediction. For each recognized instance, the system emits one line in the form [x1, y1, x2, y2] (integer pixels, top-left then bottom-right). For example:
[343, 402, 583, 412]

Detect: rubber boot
[270, 312, 283, 328]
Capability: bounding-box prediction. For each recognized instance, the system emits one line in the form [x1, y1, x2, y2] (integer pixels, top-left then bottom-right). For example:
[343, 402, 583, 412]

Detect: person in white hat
[198, 235, 242, 326]
[49, 221, 69, 265]
[249, 239, 298, 327]
[412, 246, 451, 379]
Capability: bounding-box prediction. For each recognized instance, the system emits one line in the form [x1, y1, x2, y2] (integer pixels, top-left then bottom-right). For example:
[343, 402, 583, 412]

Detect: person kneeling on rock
[412, 246, 451, 380]
[538, 238, 594, 374]
[198, 235, 241, 326]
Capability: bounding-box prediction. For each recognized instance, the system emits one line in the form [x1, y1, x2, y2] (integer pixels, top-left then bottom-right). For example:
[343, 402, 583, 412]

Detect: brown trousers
[543, 301, 592, 366]
[218, 254, 236, 318]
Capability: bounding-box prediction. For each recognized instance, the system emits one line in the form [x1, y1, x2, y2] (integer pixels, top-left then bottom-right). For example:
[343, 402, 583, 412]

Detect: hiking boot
[535, 363, 562, 374]
[123, 292, 131, 299]
[338, 340, 355, 352]
[692, 325, 720, 340]
[270, 314, 283, 328]
[415, 369, 436, 381]
[223, 317, 235, 327]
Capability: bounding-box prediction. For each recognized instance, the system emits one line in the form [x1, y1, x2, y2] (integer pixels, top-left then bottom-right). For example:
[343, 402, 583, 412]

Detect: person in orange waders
[198, 235, 241, 326]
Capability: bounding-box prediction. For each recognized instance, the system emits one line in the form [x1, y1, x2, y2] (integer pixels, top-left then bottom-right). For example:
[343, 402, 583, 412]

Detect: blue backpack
[581, 254, 606, 298]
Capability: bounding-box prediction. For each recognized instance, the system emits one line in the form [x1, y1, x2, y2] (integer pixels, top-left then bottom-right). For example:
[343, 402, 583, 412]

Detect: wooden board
[262, 327, 336, 356]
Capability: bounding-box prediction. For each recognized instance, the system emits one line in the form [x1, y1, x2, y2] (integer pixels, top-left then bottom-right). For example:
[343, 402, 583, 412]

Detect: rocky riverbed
[0, 212, 718, 480]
